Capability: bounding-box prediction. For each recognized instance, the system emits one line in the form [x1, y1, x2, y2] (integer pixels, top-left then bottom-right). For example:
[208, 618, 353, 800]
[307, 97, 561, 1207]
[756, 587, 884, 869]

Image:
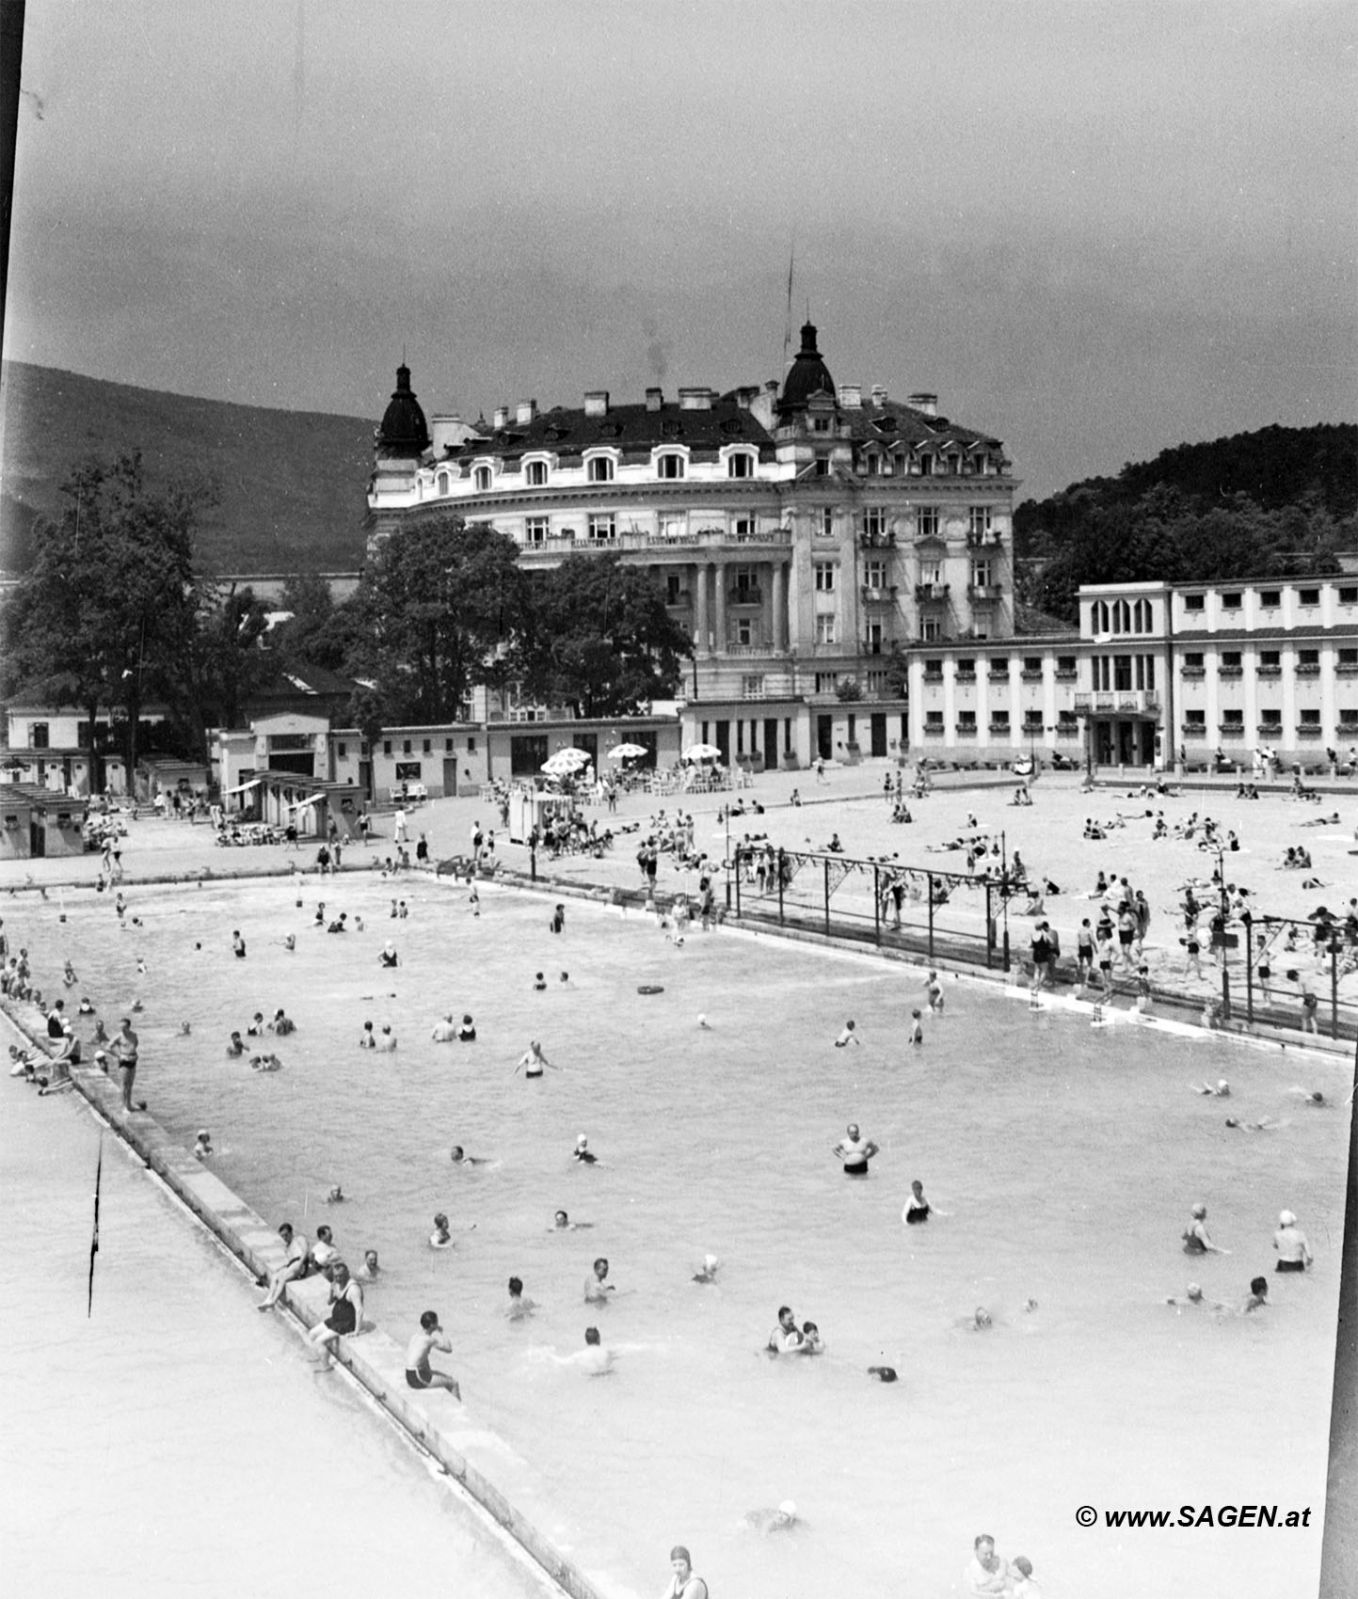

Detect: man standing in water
[833, 1122, 879, 1177]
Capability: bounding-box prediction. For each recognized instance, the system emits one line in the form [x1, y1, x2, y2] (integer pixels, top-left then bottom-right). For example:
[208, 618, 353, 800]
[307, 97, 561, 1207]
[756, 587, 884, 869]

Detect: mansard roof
[847, 400, 1003, 454]
[444, 399, 775, 463]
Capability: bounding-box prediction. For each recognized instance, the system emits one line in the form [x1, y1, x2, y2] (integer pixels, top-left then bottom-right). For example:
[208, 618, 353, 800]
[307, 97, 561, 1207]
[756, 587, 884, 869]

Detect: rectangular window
[1298, 588, 1320, 606]
[864, 559, 887, 588]
[588, 513, 615, 542]
[445, 738, 454, 751]
[467, 737, 476, 752]
[955, 657, 976, 678]
[422, 739, 432, 755]
[812, 417, 830, 433]
[1221, 592, 1242, 610]
[814, 562, 837, 592]
[920, 559, 942, 587]
[727, 452, 753, 479]
[402, 739, 412, 755]
[819, 507, 835, 536]
[1339, 586, 1358, 605]
[814, 673, 838, 693]
[970, 560, 992, 588]
[736, 618, 754, 646]
[968, 505, 992, 537]
[657, 454, 685, 480]
[923, 658, 944, 679]
[1113, 655, 1133, 691]
[1056, 655, 1077, 677]
[814, 458, 831, 478]
[666, 572, 686, 604]
[1183, 594, 1205, 612]
[991, 710, 1010, 727]
[1258, 708, 1282, 726]
[30, 722, 49, 749]
[740, 674, 765, 698]
[865, 621, 884, 653]
[1221, 709, 1243, 728]
[525, 516, 549, 544]
[1185, 710, 1206, 728]
[394, 760, 423, 781]
[1300, 709, 1321, 727]
[1340, 708, 1358, 727]
[1261, 650, 1280, 666]
[525, 460, 547, 486]
[732, 516, 754, 540]
[925, 710, 944, 728]
[865, 670, 886, 692]
[921, 617, 943, 640]
[957, 711, 976, 730]
[917, 506, 940, 539]
[816, 615, 838, 644]
[1259, 590, 1280, 608]
[382, 741, 392, 756]
[1339, 647, 1358, 667]
[1023, 710, 1043, 730]
[1023, 656, 1043, 675]
[337, 742, 348, 758]
[863, 508, 887, 539]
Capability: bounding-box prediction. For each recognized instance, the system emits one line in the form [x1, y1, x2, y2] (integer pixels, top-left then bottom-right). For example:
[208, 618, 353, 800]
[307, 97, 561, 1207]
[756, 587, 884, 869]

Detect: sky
[3, 0, 1355, 501]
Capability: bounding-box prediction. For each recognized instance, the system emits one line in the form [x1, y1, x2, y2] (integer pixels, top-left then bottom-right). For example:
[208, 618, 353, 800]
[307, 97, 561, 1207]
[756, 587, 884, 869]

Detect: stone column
[772, 563, 788, 649]
[694, 562, 709, 653]
[713, 564, 727, 656]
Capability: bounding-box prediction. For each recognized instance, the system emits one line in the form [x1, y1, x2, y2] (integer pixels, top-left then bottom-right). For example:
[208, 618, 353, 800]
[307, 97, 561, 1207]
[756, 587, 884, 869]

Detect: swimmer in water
[457, 1014, 477, 1041]
[744, 1501, 798, 1535]
[584, 1257, 615, 1303]
[692, 1253, 720, 1284]
[1224, 1115, 1285, 1131]
[572, 1134, 599, 1165]
[226, 1031, 246, 1057]
[925, 970, 944, 1014]
[325, 1185, 346, 1203]
[902, 1179, 931, 1224]
[506, 1276, 538, 1320]
[193, 1129, 212, 1160]
[798, 1320, 825, 1354]
[358, 1021, 376, 1049]
[373, 1025, 398, 1053]
[968, 1307, 993, 1331]
[834, 1020, 860, 1048]
[1192, 1079, 1231, 1097]
[178, 1021, 192, 1037]
[449, 1145, 489, 1166]
[1244, 1276, 1270, 1314]
[1181, 1203, 1229, 1255]
[575, 1325, 615, 1376]
[1164, 1283, 1208, 1310]
[766, 1305, 803, 1354]
[697, 1013, 712, 1030]
[867, 1365, 899, 1383]
[533, 972, 547, 992]
[429, 1213, 453, 1249]
[1287, 1087, 1328, 1107]
[514, 1040, 559, 1078]
[832, 1122, 879, 1177]
[551, 1209, 593, 1231]
[357, 1249, 381, 1280]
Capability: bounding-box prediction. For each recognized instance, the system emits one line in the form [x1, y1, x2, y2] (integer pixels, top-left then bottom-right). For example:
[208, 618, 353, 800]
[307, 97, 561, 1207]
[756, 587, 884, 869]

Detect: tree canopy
[342, 518, 530, 726]
[520, 553, 692, 718]
[1014, 425, 1357, 623]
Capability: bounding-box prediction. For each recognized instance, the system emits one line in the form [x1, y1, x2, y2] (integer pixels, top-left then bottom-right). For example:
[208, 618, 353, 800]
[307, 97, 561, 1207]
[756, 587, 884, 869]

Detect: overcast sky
[4, 0, 1354, 499]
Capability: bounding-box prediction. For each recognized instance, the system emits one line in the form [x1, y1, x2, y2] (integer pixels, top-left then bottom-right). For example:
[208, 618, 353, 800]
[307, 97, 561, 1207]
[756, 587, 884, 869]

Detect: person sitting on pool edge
[405, 1311, 460, 1397]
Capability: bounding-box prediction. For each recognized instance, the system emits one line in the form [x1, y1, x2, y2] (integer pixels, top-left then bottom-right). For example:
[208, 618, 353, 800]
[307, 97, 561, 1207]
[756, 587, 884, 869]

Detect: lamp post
[1213, 841, 1232, 1020]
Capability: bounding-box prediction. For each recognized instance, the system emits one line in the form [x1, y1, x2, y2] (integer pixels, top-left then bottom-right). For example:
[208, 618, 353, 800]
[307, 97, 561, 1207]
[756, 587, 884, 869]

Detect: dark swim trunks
[843, 1162, 869, 1178]
[905, 1206, 930, 1224]
[406, 1364, 432, 1390]
[1275, 1259, 1306, 1273]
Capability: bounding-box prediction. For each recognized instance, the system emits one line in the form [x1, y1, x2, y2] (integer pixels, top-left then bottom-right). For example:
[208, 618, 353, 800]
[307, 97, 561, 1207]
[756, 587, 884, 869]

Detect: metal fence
[1226, 911, 1358, 1042]
[729, 844, 1012, 969]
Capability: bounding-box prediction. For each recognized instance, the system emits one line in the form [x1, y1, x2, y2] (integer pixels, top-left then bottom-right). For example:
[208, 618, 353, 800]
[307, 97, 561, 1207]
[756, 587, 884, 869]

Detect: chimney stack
[908, 392, 938, 417]
[515, 399, 538, 426]
[584, 390, 609, 417]
[679, 387, 715, 411]
[870, 384, 888, 406]
[645, 387, 664, 413]
[493, 405, 508, 430]
[839, 384, 862, 409]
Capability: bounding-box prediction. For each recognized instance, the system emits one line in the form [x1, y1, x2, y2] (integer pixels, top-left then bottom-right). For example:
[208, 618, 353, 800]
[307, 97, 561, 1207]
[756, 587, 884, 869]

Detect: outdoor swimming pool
[14, 871, 1351, 1598]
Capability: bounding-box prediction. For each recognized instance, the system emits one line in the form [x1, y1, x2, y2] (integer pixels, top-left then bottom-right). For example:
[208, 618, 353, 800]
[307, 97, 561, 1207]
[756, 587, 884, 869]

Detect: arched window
[436, 471, 451, 496]
[587, 455, 614, 483]
[1133, 599, 1152, 632]
[726, 451, 754, 479]
[1113, 599, 1131, 634]
[473, 466, 492, 492]
[525, 460, 548, 487]
[657, 453, 686, 480]
[1093, 600, 1109, 633]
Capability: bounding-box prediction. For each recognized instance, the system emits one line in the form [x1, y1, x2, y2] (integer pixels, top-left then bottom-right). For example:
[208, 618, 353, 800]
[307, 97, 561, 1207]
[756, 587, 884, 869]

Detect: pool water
[12, 873, 1350, 1599]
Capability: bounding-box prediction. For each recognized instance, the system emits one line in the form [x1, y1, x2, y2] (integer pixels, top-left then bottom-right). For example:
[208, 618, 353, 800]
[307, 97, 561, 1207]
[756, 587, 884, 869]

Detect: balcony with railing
[1073, 690, 1161, 716]
[1218, 665, 1244, 679]
[966, 530, 1005, 548]
[728, 586, 763, 607]
[915, 582, 950, 604]
[858, 529, 897, 549]
[1295, 663, 1322, 677]
[954, 723, 978, 738]
[968, 583, 1004, 603]
[861, 584, 898, 604]
[1256, 664, 1282, 677]
[1296, 724, 1324, 737]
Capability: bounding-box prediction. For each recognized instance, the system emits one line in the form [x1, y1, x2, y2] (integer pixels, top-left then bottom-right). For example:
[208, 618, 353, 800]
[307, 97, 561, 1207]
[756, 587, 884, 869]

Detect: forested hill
[0, 361, 375, 574]
[1014, 424, 1357, 623]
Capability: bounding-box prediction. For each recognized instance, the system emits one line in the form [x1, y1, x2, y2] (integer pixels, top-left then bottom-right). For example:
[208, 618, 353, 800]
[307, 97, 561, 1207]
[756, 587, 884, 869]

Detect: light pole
[1212, 841, 1232, 1020]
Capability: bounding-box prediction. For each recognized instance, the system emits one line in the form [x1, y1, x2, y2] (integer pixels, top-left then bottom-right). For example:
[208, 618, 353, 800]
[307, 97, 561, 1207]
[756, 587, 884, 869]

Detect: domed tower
[376, 363, 431, 457]
[777, 321, 836, 417]
[368, 363, 432, 545]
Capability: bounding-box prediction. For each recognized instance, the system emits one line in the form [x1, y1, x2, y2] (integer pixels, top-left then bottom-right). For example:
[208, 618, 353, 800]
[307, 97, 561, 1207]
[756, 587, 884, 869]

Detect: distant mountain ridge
[0, 361, 376, 574]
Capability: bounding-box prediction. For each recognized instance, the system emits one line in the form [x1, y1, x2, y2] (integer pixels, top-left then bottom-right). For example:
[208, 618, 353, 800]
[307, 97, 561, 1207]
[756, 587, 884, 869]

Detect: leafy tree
[1, 453, 206, 783]
[521, 554, 692, 718]
[172, 583, 273, 753]
[343, 518, 529, 725]
[271, 570, 360, 671]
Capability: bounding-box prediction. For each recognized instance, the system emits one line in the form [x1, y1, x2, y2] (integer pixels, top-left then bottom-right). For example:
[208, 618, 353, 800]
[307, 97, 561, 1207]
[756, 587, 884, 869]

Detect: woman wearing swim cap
[662, 1546, 708, 1599]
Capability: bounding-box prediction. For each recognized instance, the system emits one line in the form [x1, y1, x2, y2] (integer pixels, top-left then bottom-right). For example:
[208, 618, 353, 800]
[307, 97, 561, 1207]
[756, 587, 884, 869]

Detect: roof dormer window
[586, 455, 615, 483]
[726, 450, 755, 479]
[524, 459, 549, 487]
[656, 452, 686, 480]
[473, 466, 492, 492]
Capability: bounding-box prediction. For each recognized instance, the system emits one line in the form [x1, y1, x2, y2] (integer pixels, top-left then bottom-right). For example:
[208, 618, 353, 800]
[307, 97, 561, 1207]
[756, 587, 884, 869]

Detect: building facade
[905, 572, 1358, 769]
[366, 323, 1017, 765]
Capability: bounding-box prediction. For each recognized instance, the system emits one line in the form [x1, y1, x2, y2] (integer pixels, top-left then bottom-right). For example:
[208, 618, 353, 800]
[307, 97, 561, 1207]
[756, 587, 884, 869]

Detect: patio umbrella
[607, 743, 649, 761]
[683, 743, 722, 762]
[541, 748, 592, 776]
